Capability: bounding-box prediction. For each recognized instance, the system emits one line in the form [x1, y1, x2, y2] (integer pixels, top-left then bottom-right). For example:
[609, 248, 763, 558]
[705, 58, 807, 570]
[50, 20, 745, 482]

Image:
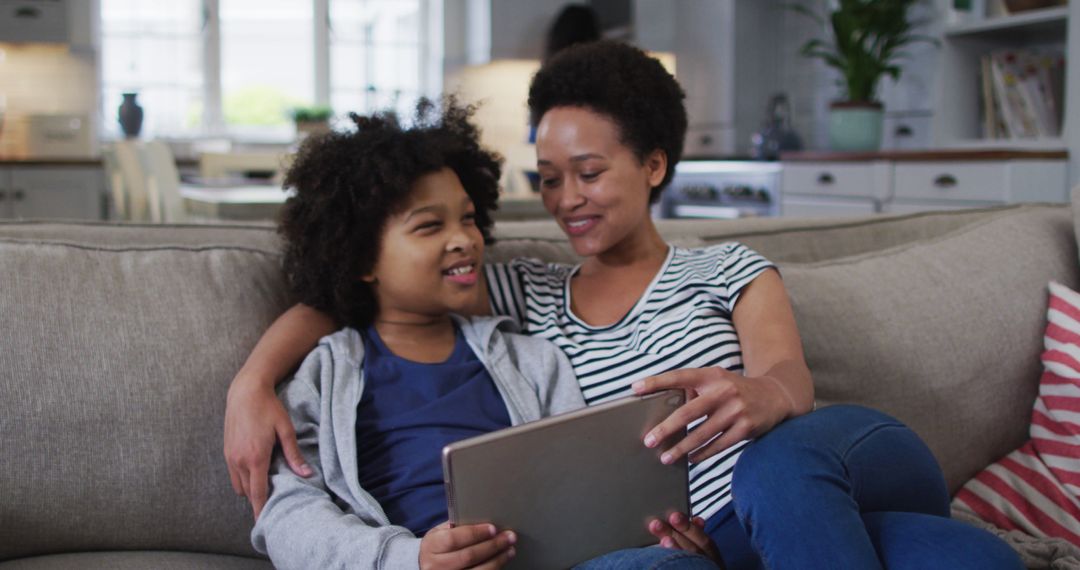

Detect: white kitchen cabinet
[892, 160, 1066, 203]
[780, 160, 891, 216]
[0, 0, 68, 43]
[634, 0, 783, 157]
[443, 0, 564, 71]
[781, 195, 878, 218]
[780, 153, 1068, 217]
[0, 171, 12, 218]
[882, 200, 1000, 214]
[0, 165, 105, 220]
[781, 162, 892, 201]
[876, 1, 941, 152]
[881, 114, 934, 151]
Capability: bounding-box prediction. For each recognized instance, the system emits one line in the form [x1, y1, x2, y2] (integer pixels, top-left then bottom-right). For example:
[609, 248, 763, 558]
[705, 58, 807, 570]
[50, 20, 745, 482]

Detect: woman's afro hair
[277, 97, 502, 329]
[527, 40, 687, 203]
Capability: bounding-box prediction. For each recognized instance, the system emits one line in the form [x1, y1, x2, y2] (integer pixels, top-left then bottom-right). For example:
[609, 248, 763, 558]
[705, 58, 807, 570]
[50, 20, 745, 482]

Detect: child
[249, 100, 718, 570]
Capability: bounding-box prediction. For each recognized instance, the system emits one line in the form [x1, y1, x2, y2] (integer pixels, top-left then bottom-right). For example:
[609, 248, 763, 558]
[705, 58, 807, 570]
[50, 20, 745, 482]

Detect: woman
[226, 41, 1021, 569]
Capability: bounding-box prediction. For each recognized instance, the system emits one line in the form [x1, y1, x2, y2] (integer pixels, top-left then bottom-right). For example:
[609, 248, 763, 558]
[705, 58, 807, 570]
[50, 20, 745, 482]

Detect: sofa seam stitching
[0, 237, 281, 256]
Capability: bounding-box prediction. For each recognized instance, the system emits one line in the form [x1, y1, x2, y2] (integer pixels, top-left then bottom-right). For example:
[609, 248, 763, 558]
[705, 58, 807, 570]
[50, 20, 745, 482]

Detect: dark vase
[118, 93, 144, 138]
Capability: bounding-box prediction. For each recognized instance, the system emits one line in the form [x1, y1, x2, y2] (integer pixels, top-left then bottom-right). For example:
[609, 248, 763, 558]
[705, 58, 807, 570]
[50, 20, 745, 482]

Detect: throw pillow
[952, 281, 1080, 546]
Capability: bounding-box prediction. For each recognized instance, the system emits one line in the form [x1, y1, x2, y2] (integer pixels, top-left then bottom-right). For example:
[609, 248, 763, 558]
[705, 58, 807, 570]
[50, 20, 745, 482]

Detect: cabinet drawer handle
[817, 173, 835, 185]
[13, 189, 25, 201]
[895, 125, 913, 137]
[0, 191, 6, 200]
[15, 6, 41, 18]
[933, 174, 957, 189]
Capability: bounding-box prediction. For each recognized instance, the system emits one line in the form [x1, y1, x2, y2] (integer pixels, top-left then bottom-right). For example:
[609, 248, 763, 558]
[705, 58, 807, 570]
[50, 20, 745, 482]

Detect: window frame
[98, 0, 442, 142]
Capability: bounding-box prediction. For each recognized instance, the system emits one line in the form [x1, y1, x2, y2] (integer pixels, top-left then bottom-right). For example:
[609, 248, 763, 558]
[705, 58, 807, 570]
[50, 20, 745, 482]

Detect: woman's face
[535, 106, 666, 259]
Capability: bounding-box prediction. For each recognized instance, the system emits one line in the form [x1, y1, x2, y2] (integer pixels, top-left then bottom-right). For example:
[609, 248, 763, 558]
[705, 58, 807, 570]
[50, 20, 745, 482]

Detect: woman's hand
[224, 376, 312, 519]
[632, 367, 795, 465]
[634, 269, 814, 465]
[648, 512, 722, 565]
[420, 522, 517, 570]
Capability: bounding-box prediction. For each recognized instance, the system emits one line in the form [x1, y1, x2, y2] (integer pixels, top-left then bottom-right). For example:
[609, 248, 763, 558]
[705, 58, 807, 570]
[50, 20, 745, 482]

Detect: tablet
[442, 390, 689, 569]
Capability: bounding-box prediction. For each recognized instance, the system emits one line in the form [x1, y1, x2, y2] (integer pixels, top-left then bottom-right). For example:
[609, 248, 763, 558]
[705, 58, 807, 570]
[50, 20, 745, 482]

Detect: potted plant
[791, 0, 936, 151]
[290, 105, 333, 138]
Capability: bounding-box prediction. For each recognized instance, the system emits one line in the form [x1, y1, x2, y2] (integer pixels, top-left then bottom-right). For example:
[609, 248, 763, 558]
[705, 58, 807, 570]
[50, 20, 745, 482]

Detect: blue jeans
[704, 405, 1023, 570]
[574, 546, 720, 569]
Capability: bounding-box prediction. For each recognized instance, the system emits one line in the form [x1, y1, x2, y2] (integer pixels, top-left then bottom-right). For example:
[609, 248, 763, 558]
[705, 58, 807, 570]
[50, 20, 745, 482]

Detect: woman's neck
[581, 217, 669, 277]
[373, 315, 456, 363]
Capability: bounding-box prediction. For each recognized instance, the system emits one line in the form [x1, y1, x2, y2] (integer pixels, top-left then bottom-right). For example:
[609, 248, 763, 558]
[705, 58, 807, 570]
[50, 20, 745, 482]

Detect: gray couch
[3, 198, 1080, 568]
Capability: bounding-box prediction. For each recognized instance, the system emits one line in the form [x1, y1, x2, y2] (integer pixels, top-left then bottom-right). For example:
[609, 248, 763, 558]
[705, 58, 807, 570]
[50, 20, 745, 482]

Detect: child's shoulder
[308, 326, 366, 367]
[455, 314, 559, 359]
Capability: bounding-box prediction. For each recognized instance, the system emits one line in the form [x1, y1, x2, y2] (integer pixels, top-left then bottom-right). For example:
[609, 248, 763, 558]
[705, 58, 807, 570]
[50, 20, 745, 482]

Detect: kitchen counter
[0, 157, 104, 166]
[0, 156, 200, 167]
[780, 149, 1069, 162]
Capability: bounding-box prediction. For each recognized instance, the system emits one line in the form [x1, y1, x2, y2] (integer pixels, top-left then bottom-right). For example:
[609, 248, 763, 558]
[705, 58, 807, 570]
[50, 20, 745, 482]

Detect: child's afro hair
[278, 97, 502, 329]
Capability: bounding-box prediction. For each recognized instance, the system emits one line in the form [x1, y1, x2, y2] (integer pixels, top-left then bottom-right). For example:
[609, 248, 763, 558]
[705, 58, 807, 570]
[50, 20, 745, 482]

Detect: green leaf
[793, 0, 936, 103]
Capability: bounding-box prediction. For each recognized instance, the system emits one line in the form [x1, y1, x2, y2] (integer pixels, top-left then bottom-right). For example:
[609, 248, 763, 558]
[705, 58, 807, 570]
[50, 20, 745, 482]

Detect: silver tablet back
[442, 390, 689, 569]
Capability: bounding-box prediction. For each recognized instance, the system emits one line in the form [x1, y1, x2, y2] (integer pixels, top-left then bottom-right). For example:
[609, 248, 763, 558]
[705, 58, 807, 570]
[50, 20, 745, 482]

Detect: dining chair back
[112, 140, 153, 222]
[101, 146, 127, 220]
[143, 140, 185, 223]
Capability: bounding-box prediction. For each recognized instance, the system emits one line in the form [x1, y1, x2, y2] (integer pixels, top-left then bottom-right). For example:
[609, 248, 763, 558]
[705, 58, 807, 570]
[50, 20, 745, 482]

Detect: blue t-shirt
[356, 324, 512, 535]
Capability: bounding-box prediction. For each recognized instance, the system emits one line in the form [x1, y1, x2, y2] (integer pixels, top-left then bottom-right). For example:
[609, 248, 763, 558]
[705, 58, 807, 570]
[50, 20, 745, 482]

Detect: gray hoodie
[251, 315, 585, 570]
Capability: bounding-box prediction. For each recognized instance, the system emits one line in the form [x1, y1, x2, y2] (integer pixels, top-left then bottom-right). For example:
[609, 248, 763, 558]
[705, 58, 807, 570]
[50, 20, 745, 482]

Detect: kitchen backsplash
[0, 44, 97, 157]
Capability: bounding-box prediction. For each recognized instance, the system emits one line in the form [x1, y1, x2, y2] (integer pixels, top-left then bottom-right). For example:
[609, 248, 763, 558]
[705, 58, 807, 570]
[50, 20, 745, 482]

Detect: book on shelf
[980, 49, 1065, 140]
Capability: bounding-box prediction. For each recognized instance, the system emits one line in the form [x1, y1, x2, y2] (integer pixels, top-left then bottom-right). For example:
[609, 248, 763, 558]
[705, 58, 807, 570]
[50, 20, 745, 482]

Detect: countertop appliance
[657, 159, 780, 219]
[26, 114, 94, 158]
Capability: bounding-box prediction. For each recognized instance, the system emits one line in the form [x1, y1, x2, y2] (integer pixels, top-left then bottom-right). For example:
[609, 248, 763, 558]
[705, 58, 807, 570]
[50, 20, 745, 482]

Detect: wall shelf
[932, 0, 1076, 187]
[945, 6, 1068, 38]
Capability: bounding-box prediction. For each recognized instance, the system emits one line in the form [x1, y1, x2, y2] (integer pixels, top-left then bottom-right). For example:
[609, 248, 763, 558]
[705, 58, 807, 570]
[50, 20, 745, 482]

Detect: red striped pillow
[953, 281, 1080, 545]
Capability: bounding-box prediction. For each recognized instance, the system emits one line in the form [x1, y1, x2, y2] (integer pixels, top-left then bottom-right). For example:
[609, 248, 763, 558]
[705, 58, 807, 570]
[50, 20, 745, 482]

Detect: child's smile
[443, 261, 479, 285]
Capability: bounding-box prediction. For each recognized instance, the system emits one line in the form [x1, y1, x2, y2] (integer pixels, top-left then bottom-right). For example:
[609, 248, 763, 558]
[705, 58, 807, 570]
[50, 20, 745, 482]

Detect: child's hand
[648, 513, 723, 565]
[420, 522, 517, 570]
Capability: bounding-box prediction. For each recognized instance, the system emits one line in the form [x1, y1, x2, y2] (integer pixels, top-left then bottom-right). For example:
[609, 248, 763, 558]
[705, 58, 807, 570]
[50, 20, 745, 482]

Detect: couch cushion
[0, 237, 291, 560]
[779, 207, 1080, 493]
[0, 551, 271, 570]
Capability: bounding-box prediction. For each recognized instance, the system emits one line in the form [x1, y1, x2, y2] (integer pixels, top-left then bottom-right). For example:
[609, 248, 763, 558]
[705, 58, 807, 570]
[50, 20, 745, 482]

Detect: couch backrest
[0, 225, 291, 560]
[778, 206, 1079, 492]
[0, 203, 1073, 558]
[485, 204, 1039, 263]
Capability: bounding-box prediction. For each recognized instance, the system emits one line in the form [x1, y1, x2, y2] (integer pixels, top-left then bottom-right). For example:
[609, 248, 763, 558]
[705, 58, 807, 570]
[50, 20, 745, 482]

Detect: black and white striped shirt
[485, 242, 775, 521]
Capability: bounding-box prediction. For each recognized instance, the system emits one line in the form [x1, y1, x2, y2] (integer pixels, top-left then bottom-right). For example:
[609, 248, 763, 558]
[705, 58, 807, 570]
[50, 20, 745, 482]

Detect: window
[99, 0, 441, 141]
[100, 0, 204, 138]
[220, 0, 314, 138]
[330, 0, 428, 122]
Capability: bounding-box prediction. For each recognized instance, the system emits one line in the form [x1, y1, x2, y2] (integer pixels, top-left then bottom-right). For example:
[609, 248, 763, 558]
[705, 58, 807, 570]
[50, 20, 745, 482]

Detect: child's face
[364, 167, 485, 324]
